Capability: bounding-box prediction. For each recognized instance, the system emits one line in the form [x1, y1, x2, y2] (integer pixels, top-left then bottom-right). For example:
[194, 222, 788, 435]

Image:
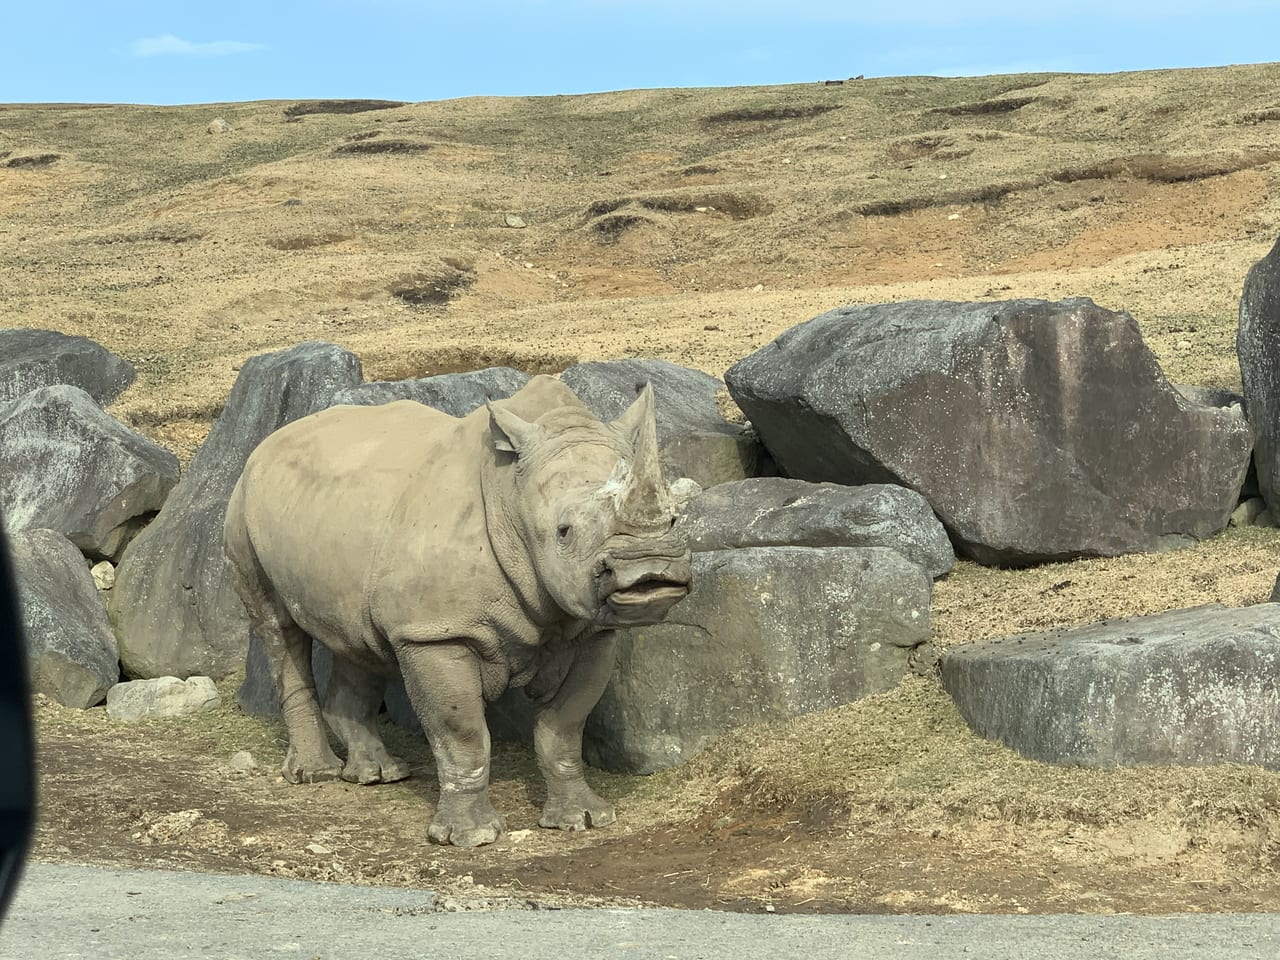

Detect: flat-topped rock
[678, 478, 954, 578]
[583, 545, 933, 774]
[941, 603, 1280, 770]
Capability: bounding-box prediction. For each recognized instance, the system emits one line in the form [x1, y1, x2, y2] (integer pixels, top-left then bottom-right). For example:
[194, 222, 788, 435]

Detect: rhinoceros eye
[557, 524, 572, 541]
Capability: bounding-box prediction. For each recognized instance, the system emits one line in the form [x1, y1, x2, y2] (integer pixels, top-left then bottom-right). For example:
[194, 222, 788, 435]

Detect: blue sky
[2, 1, 1279, 105]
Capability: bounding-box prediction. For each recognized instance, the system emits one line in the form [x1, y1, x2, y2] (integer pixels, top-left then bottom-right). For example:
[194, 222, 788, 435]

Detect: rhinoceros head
[487, 384, 692, 627]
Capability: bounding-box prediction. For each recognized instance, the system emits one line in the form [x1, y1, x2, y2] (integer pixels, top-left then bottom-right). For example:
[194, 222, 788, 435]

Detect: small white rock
[207, 118, 232, 134]
[947, 213, 961, 221]
[305, 842, 333, 856]
[227, 750, 257, 773]
[751, 283, 764, 293]
[90, 560, 115, 591]
[106, 676, 220, 721]
[503, 214, 526, 228]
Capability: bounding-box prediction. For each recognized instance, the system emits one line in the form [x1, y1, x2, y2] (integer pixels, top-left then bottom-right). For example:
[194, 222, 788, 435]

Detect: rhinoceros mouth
[606, 578, 689, 609]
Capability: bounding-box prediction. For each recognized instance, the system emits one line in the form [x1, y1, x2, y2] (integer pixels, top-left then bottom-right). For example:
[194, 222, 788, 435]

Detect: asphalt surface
[1, 862, 1278, 960]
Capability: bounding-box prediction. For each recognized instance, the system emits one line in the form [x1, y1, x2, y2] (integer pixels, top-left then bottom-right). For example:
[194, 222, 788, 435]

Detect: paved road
[1, 862, 1277, 960]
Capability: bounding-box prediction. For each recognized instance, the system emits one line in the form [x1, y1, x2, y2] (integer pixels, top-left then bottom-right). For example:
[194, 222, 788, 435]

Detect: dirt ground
[9, 64, 1280, 913]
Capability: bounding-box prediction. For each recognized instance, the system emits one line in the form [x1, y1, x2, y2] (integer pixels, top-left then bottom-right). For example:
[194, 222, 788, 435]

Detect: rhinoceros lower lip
[606, 581, 689, 607]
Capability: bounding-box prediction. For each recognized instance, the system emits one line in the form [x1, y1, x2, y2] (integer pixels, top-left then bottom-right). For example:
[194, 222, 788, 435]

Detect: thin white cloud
[130, 35, 266, 58]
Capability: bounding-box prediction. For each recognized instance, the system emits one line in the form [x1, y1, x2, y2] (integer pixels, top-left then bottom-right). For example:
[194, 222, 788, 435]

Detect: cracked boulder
[581, 546, 932, 774]
[727, 297, 1252, 565]
[562, 358, 771, 488]
[941, 603, 1280, 770]
[0, 328, 135, 406]
[678, 477, 954, 579]
[10, 528, 119, 708]
[0, 385, 179, 561]
[110, 342, 362, 680]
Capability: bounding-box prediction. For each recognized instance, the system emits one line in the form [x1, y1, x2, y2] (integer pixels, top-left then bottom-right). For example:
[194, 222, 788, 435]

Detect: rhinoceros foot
[540, 784, 616, 832]
[342, 752, 411, 785]
[339, 736, 412, 785]
[281, 743, 344, 784]
[428, 792, 505, 847]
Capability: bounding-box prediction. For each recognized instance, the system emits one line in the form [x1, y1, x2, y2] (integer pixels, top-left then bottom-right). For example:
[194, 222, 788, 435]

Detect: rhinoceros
[223, 375, 692, 846]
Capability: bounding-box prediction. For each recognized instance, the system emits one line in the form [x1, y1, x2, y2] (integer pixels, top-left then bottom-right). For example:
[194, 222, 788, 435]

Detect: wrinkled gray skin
[223, 376, 692, 847]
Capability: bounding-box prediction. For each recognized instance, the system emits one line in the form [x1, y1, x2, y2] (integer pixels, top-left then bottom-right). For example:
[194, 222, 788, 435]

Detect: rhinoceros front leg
[394, 639, 504, 847]
[534, 630, 618, 832]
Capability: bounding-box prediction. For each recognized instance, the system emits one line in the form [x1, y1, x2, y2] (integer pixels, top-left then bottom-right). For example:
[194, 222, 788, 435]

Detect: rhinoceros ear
[487, 402, 544, 455]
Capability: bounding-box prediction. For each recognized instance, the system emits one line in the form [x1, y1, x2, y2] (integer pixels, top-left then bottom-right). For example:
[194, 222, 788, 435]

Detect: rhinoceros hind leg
[267, 618, 343, 784]
[322, 661, 411, 785]
[226, 488, 342, 784]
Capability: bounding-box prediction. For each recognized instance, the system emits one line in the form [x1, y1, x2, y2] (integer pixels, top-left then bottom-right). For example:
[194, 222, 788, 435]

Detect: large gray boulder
[0, 328, 135, 406]
[331, 367, 530, 415]
[10, 528, 119, 708]
[1238, 234, 1280, 513]
[582, 546, 932, 774]
[0, 385, 180, 561]
[110, 342, 362, 680]
[727, 298, 1252, 566]
[678, 478, 954, 579]
[941, 603, 1280, 770]
[562, 359, 770, 488]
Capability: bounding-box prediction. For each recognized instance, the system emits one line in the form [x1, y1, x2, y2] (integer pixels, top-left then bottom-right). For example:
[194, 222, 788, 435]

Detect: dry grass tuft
[688, 675, 1280, 834]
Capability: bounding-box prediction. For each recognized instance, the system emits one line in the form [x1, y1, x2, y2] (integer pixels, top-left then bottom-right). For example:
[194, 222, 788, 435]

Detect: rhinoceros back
[228, 400, 490, 665]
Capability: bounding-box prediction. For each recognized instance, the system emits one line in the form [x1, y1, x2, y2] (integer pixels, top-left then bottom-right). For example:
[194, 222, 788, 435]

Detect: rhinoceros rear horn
[612, 384, 671, 525]
[487, 401, 544, 455]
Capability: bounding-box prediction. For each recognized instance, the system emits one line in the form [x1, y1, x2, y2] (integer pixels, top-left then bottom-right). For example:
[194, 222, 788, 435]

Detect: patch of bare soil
[9, 63, 1280, 912]
[31, 677, 1280, 914]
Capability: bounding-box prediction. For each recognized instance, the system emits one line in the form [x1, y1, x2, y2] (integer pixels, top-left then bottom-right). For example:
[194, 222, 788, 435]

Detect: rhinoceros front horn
[611, 383, 672, 526]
